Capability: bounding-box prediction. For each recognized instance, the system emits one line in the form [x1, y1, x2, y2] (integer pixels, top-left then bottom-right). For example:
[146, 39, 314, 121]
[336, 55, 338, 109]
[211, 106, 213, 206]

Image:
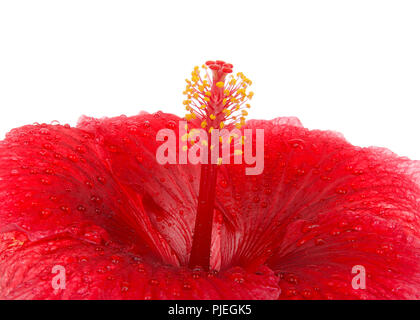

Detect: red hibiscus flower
[0, 61, 419, 300]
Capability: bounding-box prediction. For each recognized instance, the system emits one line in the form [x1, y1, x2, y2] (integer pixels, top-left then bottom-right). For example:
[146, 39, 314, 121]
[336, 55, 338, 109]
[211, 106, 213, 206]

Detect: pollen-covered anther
[182, 60, 253, 130]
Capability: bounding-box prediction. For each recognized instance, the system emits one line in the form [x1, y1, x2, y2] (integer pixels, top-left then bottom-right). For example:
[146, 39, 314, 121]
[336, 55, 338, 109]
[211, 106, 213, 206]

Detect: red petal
[77, 112, 201, 266]
[216, 117, 420, 299]
[0, 230, 279, 299]
[0, 123, 139, 246]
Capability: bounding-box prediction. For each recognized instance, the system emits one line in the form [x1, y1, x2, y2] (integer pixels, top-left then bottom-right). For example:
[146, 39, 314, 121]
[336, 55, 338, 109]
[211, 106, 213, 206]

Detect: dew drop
[67, 154, 78, 162]
[40, 209, 51, 218]
[354, 225, 363, 232]
[335, 188, 347, 195]
[219, 179, 228, 188]
[330, 228, 341, 236]
[153, 111, 162, 119]
[166, 120, 176, 130]
[136, 155, 144, 163]
[85, 181, 94, 189]
[285, 274, 298, 284]
[43, 142, 53, 150]
[183, 281, 192, 290]
[76, 146, 86, 154]
[149, 279, 159, 286]
[97, 176, 106, 184]
[302, 289, 312, 298]
[60, 206, 70, 214]
[121, 283, 129, 292]
[40, 178, 51, 185]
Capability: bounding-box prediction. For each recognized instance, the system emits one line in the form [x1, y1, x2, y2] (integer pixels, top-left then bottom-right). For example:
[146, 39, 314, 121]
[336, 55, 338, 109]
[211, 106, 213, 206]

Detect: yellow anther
[246, 104, 251, 108]
[217, 157, 223, 165]
[182, 64, 253, 133]
[182, 145, 188, 151]
[201, 140, 208, 146]
[181, 133, 188, 142]
[210, 145, 215, 150]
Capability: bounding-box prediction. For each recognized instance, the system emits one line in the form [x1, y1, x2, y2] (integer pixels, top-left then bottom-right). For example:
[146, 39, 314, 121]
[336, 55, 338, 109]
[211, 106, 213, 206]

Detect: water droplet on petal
[40, 209, 51, 218]
[39, 128, 50, 135]
[219, 179, 228, 188]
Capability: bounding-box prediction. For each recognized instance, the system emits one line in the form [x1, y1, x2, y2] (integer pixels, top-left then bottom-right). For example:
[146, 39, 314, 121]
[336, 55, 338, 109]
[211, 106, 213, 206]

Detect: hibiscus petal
[0, 123, 139, 246]
[216, 117, 420, 299]
[0, 230, 279, 299]
[77, 112, 201, 266]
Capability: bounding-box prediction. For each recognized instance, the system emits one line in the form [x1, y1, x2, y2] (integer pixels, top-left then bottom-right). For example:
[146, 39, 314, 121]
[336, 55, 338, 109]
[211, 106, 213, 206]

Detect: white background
[0, 1, 419, 159]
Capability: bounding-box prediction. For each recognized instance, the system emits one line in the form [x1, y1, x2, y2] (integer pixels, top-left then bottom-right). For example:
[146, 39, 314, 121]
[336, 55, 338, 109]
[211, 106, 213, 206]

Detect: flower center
[183, 60, 253, 270]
